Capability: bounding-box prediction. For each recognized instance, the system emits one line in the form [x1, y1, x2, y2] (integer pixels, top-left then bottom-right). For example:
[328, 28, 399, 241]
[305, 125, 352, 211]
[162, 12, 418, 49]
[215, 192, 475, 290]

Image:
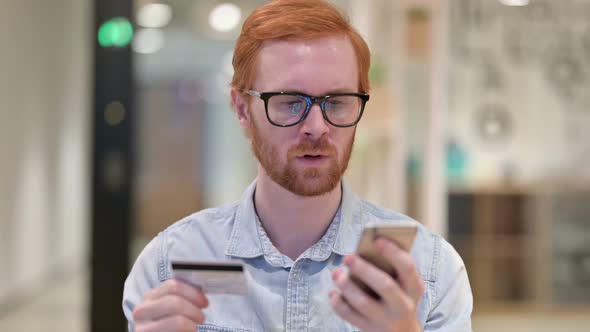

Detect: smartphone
[350, 223, 417, 299]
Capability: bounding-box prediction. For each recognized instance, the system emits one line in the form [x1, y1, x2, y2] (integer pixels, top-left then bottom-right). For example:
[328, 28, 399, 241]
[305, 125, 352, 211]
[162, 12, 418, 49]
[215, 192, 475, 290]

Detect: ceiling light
[132, 28, 164, 54]
[137, 3, 173, 28]
[209, 3, 242, 32]
[498, 0, 529, 6]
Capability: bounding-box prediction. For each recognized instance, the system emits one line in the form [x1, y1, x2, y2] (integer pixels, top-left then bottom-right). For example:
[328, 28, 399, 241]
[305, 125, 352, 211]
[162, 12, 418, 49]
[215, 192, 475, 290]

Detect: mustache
[288, 138, 337, 157]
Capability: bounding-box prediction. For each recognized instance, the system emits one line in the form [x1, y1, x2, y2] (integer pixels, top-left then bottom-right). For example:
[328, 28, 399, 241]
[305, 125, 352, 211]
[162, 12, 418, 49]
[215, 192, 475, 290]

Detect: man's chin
[281, 172, 341, 197]
[258, 157, 344, 197]
[289, 184, 338, 197]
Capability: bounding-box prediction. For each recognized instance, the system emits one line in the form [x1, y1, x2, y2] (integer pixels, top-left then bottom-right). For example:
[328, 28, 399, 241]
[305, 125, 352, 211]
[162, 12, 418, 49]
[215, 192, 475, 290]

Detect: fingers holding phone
[374, 237, 425, 303]
[132, 279, 209, 332]
[330, 224, 424, 332]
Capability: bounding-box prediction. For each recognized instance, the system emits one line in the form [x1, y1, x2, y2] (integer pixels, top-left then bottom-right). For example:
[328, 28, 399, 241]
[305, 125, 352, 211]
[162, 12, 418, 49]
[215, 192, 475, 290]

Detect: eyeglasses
[243, 90, 370, 128]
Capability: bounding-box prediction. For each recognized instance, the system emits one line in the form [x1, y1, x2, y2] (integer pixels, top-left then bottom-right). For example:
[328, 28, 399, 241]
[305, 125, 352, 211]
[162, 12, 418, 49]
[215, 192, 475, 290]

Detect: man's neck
[254, 167, 342, 261]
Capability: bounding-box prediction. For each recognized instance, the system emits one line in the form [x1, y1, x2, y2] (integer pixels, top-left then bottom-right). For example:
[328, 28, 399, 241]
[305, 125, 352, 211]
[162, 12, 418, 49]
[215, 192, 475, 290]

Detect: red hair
[231, 0, 371, 93]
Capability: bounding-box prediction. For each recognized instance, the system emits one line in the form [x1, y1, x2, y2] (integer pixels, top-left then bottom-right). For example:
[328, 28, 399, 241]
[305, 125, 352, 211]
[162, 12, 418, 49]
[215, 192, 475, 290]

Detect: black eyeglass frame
[243, 90, 370, 128]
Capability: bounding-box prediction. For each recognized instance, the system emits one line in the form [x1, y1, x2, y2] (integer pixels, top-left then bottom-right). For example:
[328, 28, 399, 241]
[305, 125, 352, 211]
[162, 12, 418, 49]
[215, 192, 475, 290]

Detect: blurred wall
[0, 0, 91, 304]
[449, 0, 590, 188]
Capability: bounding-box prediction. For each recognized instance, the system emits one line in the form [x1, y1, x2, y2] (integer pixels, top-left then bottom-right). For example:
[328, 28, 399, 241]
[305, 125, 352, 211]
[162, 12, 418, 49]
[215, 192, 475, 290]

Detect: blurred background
[1, 0, 589, 331]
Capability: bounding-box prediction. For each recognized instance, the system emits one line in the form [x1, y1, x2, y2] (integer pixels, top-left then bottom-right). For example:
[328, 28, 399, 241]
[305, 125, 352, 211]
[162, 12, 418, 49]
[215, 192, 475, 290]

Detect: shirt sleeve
[424, 239, 473, 332]
[122, 232, 166, 332]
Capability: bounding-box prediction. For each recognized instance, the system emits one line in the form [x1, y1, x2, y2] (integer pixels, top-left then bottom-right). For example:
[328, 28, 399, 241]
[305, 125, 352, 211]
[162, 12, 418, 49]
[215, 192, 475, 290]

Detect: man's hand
[330, 238, 425, 332]
[132, 279, 209, 332]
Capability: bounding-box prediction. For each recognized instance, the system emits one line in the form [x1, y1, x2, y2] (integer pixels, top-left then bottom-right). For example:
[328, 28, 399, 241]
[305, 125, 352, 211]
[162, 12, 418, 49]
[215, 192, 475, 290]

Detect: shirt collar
[225, 180, 263, 258]
[225, 179, 364, 262]
[332, 180, 364, 255]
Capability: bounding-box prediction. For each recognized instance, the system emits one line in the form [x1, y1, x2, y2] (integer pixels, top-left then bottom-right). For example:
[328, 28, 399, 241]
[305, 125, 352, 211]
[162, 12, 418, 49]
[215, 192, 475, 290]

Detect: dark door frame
[91, 0, 134, 331]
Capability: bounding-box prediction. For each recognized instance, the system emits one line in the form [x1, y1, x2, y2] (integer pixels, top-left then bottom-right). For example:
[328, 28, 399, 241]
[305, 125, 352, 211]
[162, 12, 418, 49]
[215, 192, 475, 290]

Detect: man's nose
[300, 103, 329, 138]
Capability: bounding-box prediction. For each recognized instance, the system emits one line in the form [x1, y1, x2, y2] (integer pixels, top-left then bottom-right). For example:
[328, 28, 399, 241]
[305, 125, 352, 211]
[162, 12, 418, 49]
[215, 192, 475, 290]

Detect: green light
[98, 17, 134, 48]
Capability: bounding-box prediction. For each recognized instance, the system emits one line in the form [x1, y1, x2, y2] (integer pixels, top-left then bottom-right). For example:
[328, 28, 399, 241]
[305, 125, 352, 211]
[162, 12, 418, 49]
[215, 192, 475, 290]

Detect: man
[123, 0, 473, 331]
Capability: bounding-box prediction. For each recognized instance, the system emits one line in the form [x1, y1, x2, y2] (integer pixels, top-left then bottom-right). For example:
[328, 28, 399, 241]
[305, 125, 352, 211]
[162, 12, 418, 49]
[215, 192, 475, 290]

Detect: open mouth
[296, 154, 329, 164]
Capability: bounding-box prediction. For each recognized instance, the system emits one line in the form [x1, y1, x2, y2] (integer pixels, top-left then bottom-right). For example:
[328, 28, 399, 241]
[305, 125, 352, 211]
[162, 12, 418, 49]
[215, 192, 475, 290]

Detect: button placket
[286, 260, 309, 332]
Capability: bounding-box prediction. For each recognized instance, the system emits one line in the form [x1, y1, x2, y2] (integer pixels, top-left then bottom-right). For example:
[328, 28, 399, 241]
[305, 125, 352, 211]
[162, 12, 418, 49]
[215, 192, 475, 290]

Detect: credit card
[171, 260, 248, 295]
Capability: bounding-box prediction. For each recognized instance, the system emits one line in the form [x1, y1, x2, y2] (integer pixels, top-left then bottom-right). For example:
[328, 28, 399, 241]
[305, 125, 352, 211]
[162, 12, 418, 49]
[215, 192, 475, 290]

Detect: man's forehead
[253, 35, 358, 92]
[258, 35, 351, 57]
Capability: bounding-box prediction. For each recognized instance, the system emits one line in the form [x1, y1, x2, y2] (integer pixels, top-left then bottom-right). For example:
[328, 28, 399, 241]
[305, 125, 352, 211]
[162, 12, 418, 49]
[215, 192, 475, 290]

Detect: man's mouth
[295, 153, 330, 165]
[297, 152, 329, 159]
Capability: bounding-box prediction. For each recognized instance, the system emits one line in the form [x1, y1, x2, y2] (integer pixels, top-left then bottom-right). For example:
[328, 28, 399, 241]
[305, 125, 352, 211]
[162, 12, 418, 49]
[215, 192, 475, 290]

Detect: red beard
[248, 120, 354, 196]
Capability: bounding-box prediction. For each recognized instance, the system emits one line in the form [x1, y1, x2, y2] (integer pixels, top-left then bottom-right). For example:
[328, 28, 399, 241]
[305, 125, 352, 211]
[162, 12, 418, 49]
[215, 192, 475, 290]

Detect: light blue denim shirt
[123, 180, 473, 331]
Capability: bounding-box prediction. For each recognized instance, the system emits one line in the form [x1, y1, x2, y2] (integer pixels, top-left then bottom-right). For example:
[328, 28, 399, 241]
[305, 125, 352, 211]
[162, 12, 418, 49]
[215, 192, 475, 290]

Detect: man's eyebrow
[326, 88, 358, 94]
[278, 88, 358, 95]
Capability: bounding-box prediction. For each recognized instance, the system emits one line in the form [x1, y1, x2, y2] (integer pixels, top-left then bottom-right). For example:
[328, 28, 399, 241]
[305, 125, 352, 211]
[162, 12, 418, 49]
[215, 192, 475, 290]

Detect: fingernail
[332, 269, 341, 280]
[344, 255, 355, 267]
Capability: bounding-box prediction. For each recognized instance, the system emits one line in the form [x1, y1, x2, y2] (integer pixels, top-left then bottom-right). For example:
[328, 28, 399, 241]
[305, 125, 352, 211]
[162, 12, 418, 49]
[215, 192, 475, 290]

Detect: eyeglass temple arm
[243, 89, 261, 97]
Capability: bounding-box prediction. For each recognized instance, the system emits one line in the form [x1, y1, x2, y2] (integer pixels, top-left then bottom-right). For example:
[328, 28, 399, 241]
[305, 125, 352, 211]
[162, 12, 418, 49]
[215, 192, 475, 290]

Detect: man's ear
[231, 88, 251, 129]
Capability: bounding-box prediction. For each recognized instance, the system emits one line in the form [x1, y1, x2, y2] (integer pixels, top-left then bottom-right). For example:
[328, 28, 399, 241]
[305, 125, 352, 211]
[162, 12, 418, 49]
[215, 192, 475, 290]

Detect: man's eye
[279, 101, 303, 114]
[282, 101, 302, 109]
[327, 101, 346, 109]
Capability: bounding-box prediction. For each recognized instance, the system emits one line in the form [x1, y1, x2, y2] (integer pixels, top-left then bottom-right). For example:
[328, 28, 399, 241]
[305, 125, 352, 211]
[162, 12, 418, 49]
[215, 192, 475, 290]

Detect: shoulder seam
[360, 200, 418, 223]
[429, 233, 441, 305]
[157, 231, 169, 281]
